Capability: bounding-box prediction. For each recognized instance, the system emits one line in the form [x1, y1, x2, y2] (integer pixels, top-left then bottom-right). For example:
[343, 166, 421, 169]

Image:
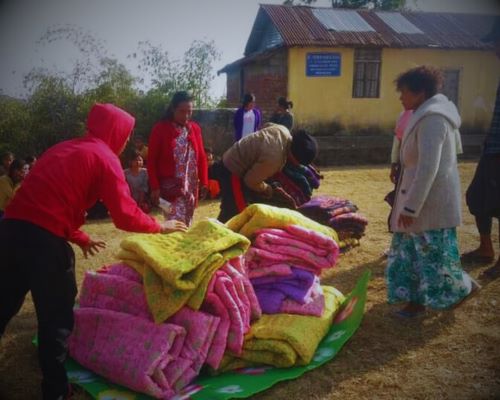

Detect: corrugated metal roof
[255, 4, 495, 52]
[220, 5, 496, 73]
[312, 9, 375, 32]
[375, 12, 423, 34]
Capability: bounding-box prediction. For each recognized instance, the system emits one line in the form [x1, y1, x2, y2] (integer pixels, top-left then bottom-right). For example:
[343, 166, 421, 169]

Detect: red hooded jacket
[4, 103, 161, 246]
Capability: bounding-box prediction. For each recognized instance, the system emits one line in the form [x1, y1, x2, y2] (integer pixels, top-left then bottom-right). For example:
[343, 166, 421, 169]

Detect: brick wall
[223, 49, 288, 119]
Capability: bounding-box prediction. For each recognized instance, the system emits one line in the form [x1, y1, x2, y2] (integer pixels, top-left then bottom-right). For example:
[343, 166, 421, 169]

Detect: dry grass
[1, 161, 499, 400]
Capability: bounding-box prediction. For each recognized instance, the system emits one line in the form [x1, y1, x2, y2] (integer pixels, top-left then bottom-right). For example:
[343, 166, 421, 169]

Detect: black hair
[290, 130, 318, 165]
[25, 155, 36, 164]
[395, 65, 443, 99]
[162, 91, 194, 120]
[1, 151, 14, 162]
[125, 149, 143, 164]
[278, 96, 293, 110]
[242, 93, 256, 107]
[9, 159, 26, 175]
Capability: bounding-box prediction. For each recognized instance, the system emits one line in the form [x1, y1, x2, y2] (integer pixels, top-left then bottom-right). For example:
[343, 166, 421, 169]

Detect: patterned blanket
[118, 219, 250, 322]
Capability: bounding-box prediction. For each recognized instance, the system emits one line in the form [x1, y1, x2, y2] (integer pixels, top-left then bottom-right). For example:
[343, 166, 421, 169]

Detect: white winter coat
[390, 94, 463, 233]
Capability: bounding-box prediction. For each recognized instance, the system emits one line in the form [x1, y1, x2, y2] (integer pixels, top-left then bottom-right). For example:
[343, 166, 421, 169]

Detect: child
[205, 147, 220, 200]
[125, 150, 151, 213]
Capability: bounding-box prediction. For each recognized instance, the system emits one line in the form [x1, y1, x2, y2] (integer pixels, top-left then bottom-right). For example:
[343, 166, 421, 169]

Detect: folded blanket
[226, 204, 339, 243]
[68, 308, 187, 399]
[118, 219, 250, 322]
[78, 268, 151, 320]
[247, 263, 293, 279]
[245, 247, 324, 275]
[280, 280, 325, 317]
[201, 258, 262, 369]
[78, 263, 221, 387]
[253, 225, 339, 270]
[252, 267, 317, 313]
[167, 307, 220, 380]
[218, 286, 345, 371]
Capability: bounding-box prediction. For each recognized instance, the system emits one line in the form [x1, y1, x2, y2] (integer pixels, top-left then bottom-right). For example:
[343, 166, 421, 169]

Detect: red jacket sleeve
[196, 127, 208, 187]
[147, 123, 162, 191]
[68, 229, 90, 247]
[100, 156, 161, 233]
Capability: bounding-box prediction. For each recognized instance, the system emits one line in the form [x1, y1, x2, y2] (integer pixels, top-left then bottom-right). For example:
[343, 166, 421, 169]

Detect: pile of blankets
[266, 163, 322, 208]
[298, 195, 368, 250]
[69, 205, 346, 399]
[246, 224, 339, 316]
[69, 263, 220, 399]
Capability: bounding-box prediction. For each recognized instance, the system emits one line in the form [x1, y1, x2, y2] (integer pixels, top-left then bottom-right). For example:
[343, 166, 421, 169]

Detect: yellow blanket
[118, 219, 250, 323]
[218, 286, 345, 371]
[226, 203, 339, 243]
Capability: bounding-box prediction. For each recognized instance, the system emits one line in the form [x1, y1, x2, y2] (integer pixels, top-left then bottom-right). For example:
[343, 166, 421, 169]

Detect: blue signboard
[306, 52, 341, 77]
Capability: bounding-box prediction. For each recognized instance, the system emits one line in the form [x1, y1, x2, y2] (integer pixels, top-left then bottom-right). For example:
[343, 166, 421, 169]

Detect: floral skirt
[386, 228, 472, 309]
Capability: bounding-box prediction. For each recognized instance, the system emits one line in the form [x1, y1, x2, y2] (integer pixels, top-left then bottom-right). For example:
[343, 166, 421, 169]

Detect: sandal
[393, 309, 425, 318]
[481, 265, 500, 280]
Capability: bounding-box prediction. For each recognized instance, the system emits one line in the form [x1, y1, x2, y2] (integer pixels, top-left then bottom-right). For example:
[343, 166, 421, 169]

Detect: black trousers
[0, 219, 76, 400]
[213, 161, 246, 223]
[466, 154, 500, 235]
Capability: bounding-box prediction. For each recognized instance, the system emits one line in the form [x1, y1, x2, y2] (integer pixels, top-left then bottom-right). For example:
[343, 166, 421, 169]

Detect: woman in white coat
[387, 66, 476, 318]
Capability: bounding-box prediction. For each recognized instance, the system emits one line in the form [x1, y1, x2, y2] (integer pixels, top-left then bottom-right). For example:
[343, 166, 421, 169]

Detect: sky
[0, 0, 499, 99]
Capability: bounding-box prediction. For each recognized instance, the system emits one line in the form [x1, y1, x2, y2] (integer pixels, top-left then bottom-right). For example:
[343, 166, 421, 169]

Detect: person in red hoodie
[0, 103, 187, 400]
[148, 91, 208, 227]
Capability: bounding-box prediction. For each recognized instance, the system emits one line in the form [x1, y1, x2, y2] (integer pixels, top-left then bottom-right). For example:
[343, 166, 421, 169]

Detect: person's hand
[160, 220, 188, 234]
[80, 239, 106, 259]
[390, 163, 399, 184]
[398, 214, 415, 229]
[273, 186, 297, 209]
[150, 189, 160, 206]
[199, 185, 209, 200]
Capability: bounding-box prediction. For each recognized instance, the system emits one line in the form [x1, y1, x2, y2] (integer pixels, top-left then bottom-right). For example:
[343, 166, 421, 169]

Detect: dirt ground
[1, 161, 499, 400]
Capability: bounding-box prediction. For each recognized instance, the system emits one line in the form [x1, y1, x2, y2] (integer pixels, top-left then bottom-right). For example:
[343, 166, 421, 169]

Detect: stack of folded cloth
[245, 224, 339, 317]
[69, 263, 221, 399]
[201, 256, 262, 370]
[266, 163, 322, 208]
[298, 195, 368, 250]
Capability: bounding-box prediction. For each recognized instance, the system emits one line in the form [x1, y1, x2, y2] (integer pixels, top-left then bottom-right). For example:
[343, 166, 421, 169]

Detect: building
[218, 5, 500, 134]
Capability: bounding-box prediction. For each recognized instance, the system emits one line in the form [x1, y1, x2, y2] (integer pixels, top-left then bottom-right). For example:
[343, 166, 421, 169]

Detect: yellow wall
[288, 46, 500, 131]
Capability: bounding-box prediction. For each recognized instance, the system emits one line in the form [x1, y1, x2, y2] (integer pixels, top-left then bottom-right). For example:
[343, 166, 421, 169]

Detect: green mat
[61, 270, 370, 399]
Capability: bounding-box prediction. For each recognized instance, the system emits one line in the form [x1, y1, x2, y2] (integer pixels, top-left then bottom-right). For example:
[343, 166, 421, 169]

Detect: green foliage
[0, 97, 30, 157]
[1, 26, 222, 156]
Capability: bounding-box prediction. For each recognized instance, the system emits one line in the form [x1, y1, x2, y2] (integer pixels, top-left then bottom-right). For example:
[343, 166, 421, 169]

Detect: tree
[132, 39, 221, 108]
[27, 76, 85, 152]
[32, 24, 109, 94]
[179, 40, 221, 108]
[284, 0, 406, 10]
[0, 96, 31, 156]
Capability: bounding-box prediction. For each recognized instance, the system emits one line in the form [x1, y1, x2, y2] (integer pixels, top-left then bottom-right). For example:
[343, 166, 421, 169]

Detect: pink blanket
[252, 225, 339, 270]
[78, 268, 151, 320]
[167, 307, 220, 387]
[77, 263, 221, 392]
[201, 257, 261, 369]
[69, 308, 186, 399]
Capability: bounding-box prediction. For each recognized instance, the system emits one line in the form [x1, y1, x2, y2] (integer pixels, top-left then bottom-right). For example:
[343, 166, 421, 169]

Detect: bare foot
[461, 248, 494, 263]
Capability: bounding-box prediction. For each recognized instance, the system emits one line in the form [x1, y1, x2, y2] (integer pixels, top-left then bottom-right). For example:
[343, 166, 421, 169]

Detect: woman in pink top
[0, 103, 186, 400]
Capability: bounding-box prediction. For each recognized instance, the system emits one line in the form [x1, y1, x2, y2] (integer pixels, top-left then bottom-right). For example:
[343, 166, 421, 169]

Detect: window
[353, 48, 382, 98]
[441, 69, 460, 109]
